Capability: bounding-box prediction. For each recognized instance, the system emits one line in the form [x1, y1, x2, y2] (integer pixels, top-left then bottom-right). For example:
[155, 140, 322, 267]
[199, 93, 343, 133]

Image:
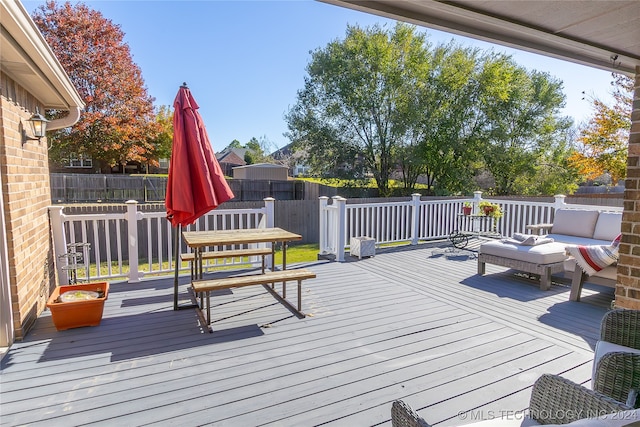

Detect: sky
[24, 0, 619, 154]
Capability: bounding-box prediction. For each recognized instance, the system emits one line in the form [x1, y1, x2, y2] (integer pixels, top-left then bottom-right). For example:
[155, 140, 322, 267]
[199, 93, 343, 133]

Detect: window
[65, 154, 93, 168]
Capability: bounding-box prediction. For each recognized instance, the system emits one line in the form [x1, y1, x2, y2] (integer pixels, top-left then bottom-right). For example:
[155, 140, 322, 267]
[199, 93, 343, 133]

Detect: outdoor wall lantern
[22, 107, 49, 145]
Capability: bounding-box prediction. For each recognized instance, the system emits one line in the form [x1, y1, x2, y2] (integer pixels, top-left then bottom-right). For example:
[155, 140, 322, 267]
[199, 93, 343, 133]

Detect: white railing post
[126, 200, 142, 283]
[472, 190, 483, 217]
[263, 197, 275, 228]
[553, 194, 567, 211]
[334, 196, 347, 262]
[410, 193, 421, 245]
[49, 206, 68, 285]
[318, 196, 329, 255]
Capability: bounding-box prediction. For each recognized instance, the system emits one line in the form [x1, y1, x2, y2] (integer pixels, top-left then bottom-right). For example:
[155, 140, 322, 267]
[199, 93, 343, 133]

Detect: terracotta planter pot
[462, 206, 472, 215]
[46, 282, 109, 331]
[483, 206, 494, 216]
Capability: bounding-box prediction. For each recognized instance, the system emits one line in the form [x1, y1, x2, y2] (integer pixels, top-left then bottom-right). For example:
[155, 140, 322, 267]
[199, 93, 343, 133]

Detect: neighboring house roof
[1, 1, 84, 128]
[271, 143, 293, 160]
[320, 0, 640, 77]
[216, 150, 246, 166]
[217, 147, 247, 160]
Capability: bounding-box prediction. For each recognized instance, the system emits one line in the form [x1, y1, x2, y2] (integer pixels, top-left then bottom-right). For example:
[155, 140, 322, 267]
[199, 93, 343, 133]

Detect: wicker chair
[391, 374, 632, 427]
[593, 352, 640, 408]
[593, 309, 640, 408]
[600, 309, 640, 350]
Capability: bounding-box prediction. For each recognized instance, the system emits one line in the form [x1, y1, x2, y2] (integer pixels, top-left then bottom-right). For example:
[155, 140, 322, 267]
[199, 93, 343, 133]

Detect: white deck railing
[49, 193, 623, 283]
[319, 192, 623, 261]
[49, 198, 274, 284]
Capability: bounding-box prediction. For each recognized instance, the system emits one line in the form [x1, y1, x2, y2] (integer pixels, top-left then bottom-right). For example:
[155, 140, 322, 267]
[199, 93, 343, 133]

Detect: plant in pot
[46, 282, 109, 331]
[478, 201, 503, 230]
[462, 202, 473, 216]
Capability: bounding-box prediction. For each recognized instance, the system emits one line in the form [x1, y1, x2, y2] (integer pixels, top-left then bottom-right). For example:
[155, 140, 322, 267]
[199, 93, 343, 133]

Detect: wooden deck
[0, 240, 614, 426]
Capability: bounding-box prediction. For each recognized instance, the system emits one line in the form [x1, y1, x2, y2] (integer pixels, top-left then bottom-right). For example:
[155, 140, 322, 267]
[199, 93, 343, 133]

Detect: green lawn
[77, 243, 321, 280]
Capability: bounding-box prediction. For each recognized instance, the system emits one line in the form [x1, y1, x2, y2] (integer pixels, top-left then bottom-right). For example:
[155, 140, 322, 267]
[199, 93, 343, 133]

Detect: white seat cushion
[480, 240, 567, 264]
[564, 259, 617, 280]
[546, 234, 611, 247]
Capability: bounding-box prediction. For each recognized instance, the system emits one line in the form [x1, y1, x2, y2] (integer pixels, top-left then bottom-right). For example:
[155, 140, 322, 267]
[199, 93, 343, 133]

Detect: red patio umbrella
[167, 83, 234, 310]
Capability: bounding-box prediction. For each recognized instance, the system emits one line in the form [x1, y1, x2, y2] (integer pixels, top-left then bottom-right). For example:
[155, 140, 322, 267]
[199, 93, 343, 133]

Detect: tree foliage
[147, 105, 173, 164]
[568, 74, 632, 184]
[222, 136, 273, 165]
[32, 1, 158, 172]
[287, 23, 431, 196]
[286, 23, 575, 196]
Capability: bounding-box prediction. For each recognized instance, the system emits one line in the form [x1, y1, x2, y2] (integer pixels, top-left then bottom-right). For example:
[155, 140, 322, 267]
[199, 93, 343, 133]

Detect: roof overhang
[0, 0, 84, 113]
[319, 0, 640, 77]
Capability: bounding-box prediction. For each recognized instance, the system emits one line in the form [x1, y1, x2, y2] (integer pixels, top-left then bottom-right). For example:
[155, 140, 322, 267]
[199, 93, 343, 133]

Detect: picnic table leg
[271, 240, 276, 288]
[297, 279, 302, 312]
[281, 241, 288, 290]
[206, 291, 211, 325]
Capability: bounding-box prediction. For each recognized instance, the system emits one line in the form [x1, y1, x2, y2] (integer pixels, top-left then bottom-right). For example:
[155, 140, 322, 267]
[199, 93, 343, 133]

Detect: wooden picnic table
[181, 227, 302, 279]
[181, 227, 308, 328]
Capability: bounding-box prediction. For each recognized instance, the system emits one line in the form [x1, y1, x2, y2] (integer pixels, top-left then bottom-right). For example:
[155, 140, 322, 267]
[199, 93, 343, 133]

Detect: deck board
[0, 241, 612, 426]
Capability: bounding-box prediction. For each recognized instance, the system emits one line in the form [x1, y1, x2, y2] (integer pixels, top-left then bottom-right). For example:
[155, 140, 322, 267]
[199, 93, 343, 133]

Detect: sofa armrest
[529, 374, 631, 424]
[526, 223, 554, 235]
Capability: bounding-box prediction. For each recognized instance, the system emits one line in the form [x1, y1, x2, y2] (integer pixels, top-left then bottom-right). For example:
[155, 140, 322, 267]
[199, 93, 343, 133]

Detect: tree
[568, 74, 632, 184]
[32, 1, 158, 172]
[143, 105, 173, 171]
[479, 62, 573, 195]
[286, 23, 432, 196]
[287, 23, 574, 196]
[410, 43, 489, 195]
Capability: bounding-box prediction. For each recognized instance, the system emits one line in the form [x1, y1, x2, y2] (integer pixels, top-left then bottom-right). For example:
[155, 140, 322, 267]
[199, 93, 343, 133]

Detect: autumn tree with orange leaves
[568, 74, 632, 185]
[32, 1, 160, 172]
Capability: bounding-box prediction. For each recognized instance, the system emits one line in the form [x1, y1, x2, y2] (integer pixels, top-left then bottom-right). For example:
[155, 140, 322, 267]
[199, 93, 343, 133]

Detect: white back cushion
[593, 211, 622, 241]
[551, 209, 599, 238]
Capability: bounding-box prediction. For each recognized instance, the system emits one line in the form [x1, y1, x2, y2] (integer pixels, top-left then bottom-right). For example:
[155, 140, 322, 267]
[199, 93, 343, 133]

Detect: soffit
[0, 0, 83, 110]
[319, 0, 640, 77]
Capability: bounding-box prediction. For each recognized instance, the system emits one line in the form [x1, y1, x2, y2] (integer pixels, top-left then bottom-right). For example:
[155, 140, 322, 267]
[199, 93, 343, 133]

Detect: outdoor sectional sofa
[478, 208, 622, 295]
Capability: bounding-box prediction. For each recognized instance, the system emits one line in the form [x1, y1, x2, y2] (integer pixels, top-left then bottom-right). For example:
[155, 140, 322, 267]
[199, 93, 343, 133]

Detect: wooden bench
[181, 247, 272, 279]
[192, 269, 317, 328]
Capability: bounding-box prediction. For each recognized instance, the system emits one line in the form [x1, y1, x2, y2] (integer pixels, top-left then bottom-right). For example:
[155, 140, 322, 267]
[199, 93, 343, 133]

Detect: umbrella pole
[174, 224, 180, 310]
[174, 224, 198, 311]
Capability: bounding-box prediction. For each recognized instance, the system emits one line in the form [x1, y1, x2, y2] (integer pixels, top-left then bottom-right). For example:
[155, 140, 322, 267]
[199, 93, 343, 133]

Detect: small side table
[350, 237, 375, 259]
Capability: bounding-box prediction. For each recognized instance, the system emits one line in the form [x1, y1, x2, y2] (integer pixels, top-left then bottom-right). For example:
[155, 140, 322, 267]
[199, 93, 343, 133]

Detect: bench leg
[478, 259, 486, 276]
[282, 281, 286, 298]
[261, 255, 265, 274]
[570, 270, 586, 302]
[297, 279, 302, 312]
[540, 267, 552, 290]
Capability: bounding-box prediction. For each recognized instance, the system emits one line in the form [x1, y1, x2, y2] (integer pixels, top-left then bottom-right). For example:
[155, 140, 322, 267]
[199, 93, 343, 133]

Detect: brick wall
[617, 66, 640, 309]
[1, 73, 57, 340]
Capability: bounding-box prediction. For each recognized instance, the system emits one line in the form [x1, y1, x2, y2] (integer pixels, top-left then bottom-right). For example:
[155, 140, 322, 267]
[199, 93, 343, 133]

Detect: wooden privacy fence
[50, 174, 167, 203]
[50, 174, 338, 203]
